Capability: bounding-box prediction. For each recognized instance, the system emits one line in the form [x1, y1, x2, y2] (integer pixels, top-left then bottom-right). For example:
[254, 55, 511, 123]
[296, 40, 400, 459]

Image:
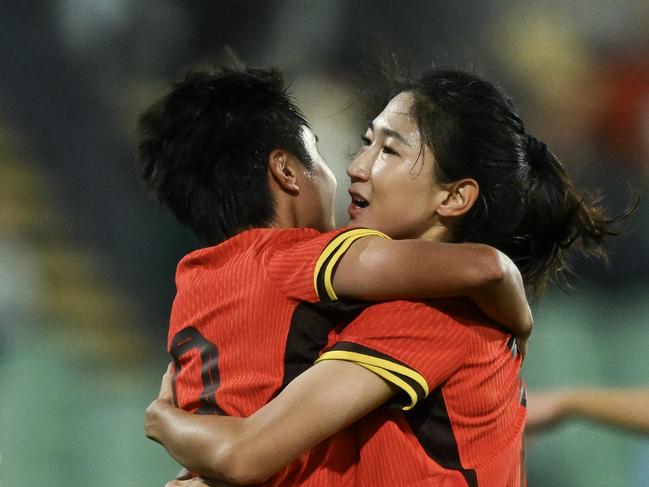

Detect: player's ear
[268, 149, 300, 195]
[435, 178, 479, 217]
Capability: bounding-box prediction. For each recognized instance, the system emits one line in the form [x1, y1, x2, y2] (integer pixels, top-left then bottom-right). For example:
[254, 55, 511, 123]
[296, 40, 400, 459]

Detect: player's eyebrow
[367, 121, 412, 147]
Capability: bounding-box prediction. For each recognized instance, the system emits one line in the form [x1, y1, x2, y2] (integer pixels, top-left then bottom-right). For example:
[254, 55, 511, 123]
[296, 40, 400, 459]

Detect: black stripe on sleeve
[326, 341, 428, 407]
[315, 236, 348, 302]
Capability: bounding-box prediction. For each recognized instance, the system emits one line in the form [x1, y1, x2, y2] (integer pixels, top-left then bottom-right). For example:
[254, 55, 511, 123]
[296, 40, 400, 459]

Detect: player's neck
[270, 190, 300, 229]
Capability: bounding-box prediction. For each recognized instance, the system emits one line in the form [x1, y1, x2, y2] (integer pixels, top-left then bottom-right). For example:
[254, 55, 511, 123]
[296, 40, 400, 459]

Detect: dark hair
[136, 63, 312, 245]
[404, 69, 637, 295]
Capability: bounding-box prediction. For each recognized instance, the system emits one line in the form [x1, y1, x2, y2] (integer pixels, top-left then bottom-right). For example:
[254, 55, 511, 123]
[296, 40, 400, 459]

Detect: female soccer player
[147, 69, 633, 486]
[138, 63, 532, 487]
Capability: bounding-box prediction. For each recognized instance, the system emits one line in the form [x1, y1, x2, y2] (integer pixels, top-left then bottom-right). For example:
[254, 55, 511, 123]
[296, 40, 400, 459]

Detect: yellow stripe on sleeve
[315, 350, 429, 410]
[352, 362, 420, 410]
[313, 229, 390, 301]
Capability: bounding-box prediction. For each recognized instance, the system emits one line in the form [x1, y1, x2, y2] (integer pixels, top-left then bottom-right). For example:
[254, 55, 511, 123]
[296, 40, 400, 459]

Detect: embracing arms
[148, 236, 531, 484]
[332, 237, 532, 344]
[146, 361, 396, 484]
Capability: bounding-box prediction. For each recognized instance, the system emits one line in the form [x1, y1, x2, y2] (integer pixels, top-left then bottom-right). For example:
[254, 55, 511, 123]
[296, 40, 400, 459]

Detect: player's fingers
[158, 362, 175, 402]
[518, 339, 527, 359]
[164, 362, 174, 377]
[162, 365, 174, 386]
[176, 467, 192, 480]
[165, 480, 212, 487]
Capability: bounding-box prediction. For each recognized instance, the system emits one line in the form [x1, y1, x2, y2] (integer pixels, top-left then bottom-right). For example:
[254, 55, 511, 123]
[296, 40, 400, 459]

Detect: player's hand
[165, 479, 208, 487]
[526, 390, 571, 433]
[176, 468, 192, 480]
[516, 337, 528, 360]
[158, 362, 175, 404]
[165, 477, 237, 487]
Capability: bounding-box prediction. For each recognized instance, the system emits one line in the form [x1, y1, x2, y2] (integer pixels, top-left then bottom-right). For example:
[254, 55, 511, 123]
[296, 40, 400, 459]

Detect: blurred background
[1, 1, 648, 485]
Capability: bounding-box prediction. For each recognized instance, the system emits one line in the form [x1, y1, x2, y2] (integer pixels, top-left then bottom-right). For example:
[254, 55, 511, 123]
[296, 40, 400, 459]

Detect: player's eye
[360, 135, 371, 146]
[382, 145, 398, 156]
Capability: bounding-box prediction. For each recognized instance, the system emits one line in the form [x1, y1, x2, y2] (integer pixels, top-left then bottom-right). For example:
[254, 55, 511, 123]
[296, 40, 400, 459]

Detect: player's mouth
[348, 190, 369, 219]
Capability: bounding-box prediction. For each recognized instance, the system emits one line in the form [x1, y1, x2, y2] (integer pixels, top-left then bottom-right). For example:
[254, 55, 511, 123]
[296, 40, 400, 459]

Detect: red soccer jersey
[168, 226, 385, 486]
[317, 299, 527, 487]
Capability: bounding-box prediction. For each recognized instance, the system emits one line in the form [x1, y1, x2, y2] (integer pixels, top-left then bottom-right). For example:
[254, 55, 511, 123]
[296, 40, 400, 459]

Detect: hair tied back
[526, 134, 548, 169]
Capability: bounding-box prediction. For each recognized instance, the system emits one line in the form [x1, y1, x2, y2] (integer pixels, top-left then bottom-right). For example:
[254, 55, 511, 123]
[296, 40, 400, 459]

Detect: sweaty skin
[146, 93, 531, 485]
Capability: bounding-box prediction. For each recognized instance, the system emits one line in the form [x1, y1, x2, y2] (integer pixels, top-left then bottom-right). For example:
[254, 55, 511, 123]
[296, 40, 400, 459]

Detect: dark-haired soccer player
[140, 63, 530, 485]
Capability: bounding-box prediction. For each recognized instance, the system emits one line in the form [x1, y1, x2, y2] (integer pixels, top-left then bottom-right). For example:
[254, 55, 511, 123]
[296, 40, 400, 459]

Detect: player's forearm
[334, 238, 502, 299]
[564, 389, 649, 434]
[333, 238, 532, 337]
[149, 361, 396, 485]
[145, 400, 259, 484]
[466, 250, 532, 342]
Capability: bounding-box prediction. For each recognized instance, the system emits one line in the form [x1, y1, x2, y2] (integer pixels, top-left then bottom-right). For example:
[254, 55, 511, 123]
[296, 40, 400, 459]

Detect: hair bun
[526, 134, 548, 168]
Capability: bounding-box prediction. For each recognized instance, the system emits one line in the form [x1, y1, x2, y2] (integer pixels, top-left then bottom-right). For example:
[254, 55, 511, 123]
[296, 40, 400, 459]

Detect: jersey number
[170, 326, 224, 415]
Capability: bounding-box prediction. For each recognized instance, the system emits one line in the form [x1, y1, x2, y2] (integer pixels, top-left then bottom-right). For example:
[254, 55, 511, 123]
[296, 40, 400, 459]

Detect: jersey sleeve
[265, 227, 389, 303]
[315, 301, 468, 410]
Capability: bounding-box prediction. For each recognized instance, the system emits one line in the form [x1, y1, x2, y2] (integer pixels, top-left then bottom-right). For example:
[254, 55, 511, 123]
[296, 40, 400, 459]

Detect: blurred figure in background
[527, 388, 649, 435]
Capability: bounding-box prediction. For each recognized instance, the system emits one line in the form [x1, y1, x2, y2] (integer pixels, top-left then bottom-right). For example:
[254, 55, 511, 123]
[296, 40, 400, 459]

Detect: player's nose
[347, 151, 371, 183]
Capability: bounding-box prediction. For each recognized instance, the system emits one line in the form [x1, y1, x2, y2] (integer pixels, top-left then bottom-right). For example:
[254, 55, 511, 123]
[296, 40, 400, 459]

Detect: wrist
[145, 398, 170, 442]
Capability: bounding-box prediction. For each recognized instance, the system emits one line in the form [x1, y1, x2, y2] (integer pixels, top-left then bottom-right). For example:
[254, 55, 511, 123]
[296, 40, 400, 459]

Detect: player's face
[299, 126, 337, 231]
[346, 92, 446, 240]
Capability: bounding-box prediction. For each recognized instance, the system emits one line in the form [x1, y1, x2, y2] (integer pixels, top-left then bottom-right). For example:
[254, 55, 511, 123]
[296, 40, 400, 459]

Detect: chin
[349, 216, 377, 232]
[346, 221, 365, 229]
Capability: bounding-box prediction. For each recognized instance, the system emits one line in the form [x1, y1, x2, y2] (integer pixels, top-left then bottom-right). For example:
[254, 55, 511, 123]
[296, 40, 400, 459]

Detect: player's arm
[146, 362, 397, 485]
[527, 388, 649, 435]
[331, 236, 532, 342]
[164, 479, 222, 487]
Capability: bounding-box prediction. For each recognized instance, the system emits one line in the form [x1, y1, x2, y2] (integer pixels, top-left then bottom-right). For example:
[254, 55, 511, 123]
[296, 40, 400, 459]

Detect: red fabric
[168, 227, 358, 486]
[168, 227, 526, 486]
[323, 299, 527, 486]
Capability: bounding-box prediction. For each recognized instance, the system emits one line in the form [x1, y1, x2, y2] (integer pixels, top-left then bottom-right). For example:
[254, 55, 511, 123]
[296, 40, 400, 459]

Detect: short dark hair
[403, 69, 637, 295]
[136, 63, 313, 245]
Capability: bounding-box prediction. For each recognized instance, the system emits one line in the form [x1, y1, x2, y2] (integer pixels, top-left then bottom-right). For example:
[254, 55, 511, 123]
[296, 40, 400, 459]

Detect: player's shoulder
[355, 298, 493, 330]
[235, 227, 324, 250]
[249, 227, 322, 245]
[176, 228, 321, 266]
[357, 298, 459, 318]
[265, 226, 381, 263]
[351, 299, 511, 356]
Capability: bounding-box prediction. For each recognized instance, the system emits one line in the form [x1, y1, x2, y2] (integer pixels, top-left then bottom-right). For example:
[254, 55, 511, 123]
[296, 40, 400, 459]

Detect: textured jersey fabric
[317, 299, 527, 486]
[168, 227, 385, 486]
